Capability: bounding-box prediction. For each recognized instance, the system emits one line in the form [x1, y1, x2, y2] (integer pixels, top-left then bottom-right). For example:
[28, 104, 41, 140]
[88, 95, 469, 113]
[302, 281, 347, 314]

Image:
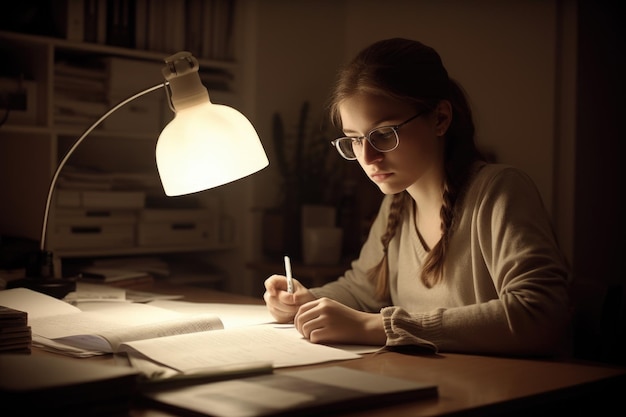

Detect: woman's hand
[263, 274, 316, 323]
[294, 297, 386, 346]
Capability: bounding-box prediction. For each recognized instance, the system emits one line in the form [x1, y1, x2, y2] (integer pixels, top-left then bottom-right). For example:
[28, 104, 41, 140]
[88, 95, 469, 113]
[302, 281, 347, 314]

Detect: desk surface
[35, 282, 626, 416]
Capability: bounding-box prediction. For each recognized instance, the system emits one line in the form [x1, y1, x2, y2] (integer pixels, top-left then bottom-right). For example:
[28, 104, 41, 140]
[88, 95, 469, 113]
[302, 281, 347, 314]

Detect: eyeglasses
[331, 111, 426, 160]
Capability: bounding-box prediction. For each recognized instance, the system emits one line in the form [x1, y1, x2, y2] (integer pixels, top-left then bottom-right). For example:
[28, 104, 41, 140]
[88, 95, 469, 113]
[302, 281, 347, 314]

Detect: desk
[32, 282, 626, 416]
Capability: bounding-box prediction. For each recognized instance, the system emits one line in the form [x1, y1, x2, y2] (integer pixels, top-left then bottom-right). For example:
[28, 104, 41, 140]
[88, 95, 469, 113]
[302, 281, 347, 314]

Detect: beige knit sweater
[310, 163, 572, 357]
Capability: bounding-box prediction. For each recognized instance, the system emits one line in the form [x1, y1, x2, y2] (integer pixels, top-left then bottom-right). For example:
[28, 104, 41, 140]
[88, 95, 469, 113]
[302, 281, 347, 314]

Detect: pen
[139, 361, 274, 392]
[284, 255, 294, 294]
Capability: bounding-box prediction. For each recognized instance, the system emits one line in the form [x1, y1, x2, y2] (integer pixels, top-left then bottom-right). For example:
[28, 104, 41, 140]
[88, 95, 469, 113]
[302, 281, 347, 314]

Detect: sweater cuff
[381, 306, 442, 353]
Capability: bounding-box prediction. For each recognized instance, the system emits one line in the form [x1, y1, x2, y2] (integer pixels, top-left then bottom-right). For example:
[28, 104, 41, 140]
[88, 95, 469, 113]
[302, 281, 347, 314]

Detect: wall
[574, 0, 623, 287]
[342, 0, 559, 213]
[242, 0, 571, 295]
[242, 0, 348, 295]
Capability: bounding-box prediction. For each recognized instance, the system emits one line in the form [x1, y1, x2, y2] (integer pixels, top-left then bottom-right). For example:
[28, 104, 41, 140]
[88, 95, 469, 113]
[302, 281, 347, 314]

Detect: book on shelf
[143, 365, 438, 417]
[53, 0, 85, 42]
[105, 0, 135, 47]
[0, 288, 363, 371]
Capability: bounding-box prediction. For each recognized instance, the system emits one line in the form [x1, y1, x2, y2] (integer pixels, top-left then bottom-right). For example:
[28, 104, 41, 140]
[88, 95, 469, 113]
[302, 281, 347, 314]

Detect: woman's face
[338, 93, 446, 195]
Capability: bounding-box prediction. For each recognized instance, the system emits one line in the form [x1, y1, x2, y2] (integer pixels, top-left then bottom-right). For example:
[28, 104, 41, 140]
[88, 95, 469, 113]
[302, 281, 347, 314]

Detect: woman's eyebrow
[342, 117, 399, 136]
[341, 128, 361, 136]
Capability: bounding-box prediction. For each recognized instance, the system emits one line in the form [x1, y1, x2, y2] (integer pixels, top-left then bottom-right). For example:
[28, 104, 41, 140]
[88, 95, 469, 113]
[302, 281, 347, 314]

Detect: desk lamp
[7, 52, 269, 298]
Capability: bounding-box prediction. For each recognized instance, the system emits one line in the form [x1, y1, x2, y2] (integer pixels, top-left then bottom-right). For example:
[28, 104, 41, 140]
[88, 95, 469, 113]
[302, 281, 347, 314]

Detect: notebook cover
[143, 365, 438, 417]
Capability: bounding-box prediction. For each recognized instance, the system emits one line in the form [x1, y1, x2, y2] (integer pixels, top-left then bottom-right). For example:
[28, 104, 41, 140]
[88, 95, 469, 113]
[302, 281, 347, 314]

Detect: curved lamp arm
[15, 51, 268, 299]
[39, 83, 166, 251]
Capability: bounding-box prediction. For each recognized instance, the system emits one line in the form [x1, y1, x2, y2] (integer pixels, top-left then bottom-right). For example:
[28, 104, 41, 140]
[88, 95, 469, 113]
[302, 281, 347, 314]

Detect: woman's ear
[434, 100, 452, 136]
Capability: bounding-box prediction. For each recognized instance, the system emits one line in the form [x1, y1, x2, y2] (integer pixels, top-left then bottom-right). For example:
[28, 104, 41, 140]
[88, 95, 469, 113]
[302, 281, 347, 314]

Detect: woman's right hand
[263, 274, 316, 323]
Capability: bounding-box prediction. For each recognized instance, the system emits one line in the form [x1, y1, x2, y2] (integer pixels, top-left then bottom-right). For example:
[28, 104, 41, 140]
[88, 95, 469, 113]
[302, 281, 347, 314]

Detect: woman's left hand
[294, 297, 386, 346]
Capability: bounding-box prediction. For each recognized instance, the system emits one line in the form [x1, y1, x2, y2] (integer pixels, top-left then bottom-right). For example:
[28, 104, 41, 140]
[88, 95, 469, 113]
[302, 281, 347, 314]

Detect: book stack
[0, 306, 31, 354]
[79, 267, 154, 289]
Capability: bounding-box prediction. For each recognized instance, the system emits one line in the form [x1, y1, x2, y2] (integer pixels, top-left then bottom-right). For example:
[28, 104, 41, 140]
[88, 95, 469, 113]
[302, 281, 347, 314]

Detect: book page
[27, 301, 221, 353]
[118, 324, 361, 372]
[31, 302, 188, 339]
[55, 314, 224, 352]
[148, 300, 274, 328]
[0, 287, 81, 319]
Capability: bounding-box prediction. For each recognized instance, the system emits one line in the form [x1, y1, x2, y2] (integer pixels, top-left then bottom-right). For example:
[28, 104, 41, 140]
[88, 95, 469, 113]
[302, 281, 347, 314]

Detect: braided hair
[328, 38, 485, 298]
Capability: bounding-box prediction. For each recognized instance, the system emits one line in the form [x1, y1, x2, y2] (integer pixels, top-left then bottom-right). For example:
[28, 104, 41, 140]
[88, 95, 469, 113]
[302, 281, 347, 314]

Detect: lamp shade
[156, 52, 269, 196]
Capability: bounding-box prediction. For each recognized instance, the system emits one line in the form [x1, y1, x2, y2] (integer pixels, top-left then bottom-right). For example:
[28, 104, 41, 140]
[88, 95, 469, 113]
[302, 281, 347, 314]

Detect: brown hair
[328, 38, 485, 297]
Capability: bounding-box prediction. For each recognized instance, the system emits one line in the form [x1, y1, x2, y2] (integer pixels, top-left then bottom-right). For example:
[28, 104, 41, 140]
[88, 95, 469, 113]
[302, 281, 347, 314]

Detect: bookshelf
[0, 1, 249, 280]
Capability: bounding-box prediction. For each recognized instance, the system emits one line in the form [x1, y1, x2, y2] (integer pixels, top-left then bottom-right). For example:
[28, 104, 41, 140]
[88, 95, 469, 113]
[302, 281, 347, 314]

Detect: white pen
[284, 255, 294, 294]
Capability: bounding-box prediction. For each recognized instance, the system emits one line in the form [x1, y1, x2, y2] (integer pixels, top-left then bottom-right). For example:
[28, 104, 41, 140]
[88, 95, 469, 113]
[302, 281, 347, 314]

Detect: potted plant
[262, 101, 344, 261]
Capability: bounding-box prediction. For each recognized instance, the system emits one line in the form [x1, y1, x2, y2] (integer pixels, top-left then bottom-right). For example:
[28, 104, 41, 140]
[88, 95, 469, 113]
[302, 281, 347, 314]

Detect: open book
[0, 288, 362, 372]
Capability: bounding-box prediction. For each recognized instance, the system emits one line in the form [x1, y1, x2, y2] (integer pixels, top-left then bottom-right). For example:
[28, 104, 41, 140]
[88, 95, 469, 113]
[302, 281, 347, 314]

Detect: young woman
[263, 38, 572, 357]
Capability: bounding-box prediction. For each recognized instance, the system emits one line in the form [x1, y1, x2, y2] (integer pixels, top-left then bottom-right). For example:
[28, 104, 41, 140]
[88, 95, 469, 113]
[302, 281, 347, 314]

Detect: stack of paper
[79, 267, 155, 289]
[0, 305, 31, 353]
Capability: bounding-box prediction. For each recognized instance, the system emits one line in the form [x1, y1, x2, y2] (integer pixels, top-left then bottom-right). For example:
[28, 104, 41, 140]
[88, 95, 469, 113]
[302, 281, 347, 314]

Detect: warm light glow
[155, 51, 268, 196]
[21, 51, 267, 288]
[156, 101, 269, 196]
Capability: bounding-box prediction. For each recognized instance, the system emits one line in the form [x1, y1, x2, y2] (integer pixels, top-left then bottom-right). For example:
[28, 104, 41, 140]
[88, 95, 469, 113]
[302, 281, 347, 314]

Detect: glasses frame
[330, 111, 426, 160]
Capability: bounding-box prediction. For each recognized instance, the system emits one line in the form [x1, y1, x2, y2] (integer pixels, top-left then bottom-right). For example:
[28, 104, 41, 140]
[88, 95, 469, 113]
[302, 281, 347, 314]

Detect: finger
[293, 300, 319, 335]
[264, 274, 288, 295]
[264, 289, 299, 324]
[268, 305, 295, 323]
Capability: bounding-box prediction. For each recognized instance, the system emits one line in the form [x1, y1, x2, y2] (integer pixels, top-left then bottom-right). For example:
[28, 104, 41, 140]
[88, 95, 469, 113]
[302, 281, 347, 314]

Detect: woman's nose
[362, 140, 383, 164]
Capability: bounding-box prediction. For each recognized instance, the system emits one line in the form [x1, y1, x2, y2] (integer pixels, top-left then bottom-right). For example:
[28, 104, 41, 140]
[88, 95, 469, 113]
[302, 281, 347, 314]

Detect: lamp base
[5, 249, 76, 299]
[6, 277, 76, 299]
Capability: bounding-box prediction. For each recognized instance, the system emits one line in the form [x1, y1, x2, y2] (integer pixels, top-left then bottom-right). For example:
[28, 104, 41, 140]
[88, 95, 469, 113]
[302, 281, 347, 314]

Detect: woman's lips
[370, 172, 392, 183]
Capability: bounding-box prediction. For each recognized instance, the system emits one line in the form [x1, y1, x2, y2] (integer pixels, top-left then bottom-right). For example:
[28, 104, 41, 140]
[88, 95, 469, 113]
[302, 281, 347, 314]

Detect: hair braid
[421, 182, 454, 287]
[368, 192, 409, 300]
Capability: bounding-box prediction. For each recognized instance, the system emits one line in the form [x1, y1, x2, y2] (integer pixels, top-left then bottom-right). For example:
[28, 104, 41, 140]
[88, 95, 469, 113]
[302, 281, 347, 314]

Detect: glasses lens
[369, 127, 398, 151]
[335, 138, 357, 159]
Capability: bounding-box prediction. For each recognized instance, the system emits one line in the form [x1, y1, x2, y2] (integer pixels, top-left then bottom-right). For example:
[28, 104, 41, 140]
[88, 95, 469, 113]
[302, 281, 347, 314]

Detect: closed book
[80, 267, 149, 282]
[79, 267, 154, 289]
[143, 366, 438, 417]
[0, 305, 27, 324]
[0, 354, 139, 416]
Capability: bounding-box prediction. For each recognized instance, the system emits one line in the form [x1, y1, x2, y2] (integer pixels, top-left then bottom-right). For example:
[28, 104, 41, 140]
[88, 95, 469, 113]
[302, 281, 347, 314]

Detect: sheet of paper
[148, 300, 274, 328]
[0, 287, 80, 319]
[118, 323, 361, 372]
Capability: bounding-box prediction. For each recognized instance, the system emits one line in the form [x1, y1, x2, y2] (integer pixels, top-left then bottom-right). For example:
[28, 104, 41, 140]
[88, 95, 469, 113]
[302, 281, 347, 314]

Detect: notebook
[142, 365, 437, 417]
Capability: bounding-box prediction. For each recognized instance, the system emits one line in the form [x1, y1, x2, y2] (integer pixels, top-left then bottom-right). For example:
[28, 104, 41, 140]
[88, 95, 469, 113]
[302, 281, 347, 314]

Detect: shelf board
[0, 30, 237, 71]
[56, 243, 237, 259]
